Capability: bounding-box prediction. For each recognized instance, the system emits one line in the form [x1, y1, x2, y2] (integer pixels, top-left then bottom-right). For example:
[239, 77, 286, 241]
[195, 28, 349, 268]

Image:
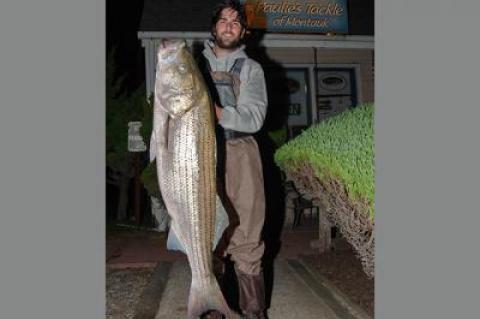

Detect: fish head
[156, 39, 203, 117]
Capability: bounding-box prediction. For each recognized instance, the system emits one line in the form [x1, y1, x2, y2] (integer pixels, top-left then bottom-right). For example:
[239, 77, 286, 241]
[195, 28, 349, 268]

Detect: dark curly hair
[211, 0, 248, 31]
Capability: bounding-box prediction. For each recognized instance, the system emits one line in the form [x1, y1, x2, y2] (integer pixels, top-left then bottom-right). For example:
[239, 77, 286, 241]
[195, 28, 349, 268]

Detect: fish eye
[178, 64, 187, 73]
[160, 51, 172, 60]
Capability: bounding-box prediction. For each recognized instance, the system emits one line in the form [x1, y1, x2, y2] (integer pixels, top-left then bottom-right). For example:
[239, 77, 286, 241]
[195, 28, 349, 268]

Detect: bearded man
[199, 1, 269, 318]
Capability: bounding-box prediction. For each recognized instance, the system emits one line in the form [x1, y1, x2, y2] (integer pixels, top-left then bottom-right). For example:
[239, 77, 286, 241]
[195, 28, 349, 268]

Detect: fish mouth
[162, 90, 195, 107]
[166, 90, 193, 99]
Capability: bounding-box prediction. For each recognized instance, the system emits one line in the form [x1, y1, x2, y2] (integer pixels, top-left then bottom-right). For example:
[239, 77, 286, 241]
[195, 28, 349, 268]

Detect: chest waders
[200, 56, 268, 319]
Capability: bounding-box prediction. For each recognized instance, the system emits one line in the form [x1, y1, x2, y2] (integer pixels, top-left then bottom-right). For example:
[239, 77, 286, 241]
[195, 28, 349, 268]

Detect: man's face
[213, 8, 245, 50]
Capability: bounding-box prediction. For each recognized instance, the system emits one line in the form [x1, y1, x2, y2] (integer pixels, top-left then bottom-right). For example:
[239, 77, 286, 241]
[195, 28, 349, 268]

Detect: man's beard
[214, 32, 242, 49]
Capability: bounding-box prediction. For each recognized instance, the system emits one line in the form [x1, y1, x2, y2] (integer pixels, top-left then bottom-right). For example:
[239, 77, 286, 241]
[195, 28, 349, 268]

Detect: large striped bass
[152, 39, 236, 318]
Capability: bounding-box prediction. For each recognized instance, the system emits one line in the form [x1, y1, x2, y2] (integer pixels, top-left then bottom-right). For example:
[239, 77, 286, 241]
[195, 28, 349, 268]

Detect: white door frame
[265, 63, 362, 124]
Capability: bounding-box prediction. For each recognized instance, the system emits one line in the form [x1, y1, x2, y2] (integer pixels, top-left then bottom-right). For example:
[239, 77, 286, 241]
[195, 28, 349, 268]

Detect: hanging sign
[128, 121, 147, 152]
[241, 0, 348, 34]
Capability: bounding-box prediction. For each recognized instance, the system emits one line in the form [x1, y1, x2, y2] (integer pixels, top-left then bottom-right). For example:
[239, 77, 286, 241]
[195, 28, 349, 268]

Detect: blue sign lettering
[241, 0, 349, 34]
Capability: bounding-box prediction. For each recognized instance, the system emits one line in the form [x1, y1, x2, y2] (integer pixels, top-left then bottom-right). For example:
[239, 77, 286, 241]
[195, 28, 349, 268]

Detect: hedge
[274, 103, 375, 277]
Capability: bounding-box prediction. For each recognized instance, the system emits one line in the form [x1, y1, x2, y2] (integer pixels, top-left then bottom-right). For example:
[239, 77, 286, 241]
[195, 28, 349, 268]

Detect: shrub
[274, 103, 375, 277]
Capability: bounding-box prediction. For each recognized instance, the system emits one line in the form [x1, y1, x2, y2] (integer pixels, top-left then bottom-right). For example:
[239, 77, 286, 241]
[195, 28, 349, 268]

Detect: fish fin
[153, 92, 169, 151]
[166, 222, 186, 253]
[187, 279, 238, 319]
[213, 195, 230, 248]
[153, 85, 169, 194]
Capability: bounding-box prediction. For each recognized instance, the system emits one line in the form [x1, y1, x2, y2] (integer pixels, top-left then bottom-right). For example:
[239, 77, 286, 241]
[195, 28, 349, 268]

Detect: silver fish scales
[153, 39, 236, 318]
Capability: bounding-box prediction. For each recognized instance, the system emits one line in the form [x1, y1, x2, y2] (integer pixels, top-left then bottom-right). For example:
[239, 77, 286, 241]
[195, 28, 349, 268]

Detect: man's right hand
[214, 103, 223, 121]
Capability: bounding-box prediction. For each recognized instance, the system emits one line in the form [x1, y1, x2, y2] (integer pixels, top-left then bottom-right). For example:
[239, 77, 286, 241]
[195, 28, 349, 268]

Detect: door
[263, 66, 312, 139]
[316, 68, 358, 122]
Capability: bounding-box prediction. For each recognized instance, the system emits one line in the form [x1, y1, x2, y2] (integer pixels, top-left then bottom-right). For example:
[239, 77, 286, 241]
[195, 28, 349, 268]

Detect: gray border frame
[375, 0, 480, 318]
[1, 0, 480, 318]
[1, 1, 105, 318]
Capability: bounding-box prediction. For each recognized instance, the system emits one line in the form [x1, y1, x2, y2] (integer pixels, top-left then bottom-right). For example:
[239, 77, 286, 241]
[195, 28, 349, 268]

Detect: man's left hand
[215, 104, 223, 120]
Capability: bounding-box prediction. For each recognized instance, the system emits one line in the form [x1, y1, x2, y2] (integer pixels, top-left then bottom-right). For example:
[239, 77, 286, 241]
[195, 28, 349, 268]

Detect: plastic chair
[282, 174, 319, 229]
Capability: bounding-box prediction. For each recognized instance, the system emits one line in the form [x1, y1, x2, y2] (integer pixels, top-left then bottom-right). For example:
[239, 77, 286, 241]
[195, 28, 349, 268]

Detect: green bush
[267, 125, 288, 149]
[274, 103, 375, 219]
[140, 159, 161, 199]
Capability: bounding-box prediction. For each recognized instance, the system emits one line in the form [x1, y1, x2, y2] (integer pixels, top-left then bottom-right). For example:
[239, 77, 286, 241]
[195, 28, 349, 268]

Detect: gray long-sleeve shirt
[202, 40, 268, 133]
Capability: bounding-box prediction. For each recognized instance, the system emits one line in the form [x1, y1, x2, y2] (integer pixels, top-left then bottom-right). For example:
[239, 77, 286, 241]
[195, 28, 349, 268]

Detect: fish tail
[187, 278, 238, 319]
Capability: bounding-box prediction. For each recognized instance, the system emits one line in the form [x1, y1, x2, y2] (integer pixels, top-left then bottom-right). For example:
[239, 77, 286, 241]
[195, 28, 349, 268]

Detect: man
[199, 1, 268, 318]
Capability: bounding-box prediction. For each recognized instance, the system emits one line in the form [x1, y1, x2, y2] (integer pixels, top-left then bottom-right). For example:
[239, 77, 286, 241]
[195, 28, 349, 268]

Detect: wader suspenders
[201, 57, 249, 140]
[229, 58, 245, 81]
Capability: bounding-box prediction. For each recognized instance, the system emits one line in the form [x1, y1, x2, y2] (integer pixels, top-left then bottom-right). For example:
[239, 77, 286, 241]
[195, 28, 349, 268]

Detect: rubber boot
[236, 269, 267, 319]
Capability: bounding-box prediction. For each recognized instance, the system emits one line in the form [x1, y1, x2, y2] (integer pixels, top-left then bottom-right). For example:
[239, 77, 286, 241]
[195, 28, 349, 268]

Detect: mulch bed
[106, 268, 154, 319]
[302, 237, 374, 317]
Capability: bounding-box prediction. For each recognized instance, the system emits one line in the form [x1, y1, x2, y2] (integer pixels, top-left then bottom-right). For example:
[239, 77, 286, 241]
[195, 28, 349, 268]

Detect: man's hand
[214, 104, 223, 121]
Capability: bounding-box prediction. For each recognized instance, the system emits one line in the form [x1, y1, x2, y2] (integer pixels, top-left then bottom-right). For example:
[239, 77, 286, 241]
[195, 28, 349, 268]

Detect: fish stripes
[153, 39, 237, 318]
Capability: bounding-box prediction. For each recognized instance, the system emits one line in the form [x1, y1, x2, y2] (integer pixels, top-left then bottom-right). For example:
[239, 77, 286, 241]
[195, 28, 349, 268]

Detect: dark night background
[106, 0, 373, 93]
[106, 0, 147, 223]
[106, 0, 374, 224]
[106, 0, 146, 93]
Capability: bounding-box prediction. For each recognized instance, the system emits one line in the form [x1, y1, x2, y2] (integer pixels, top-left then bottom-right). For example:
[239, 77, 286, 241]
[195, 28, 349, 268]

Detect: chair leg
[314, 207, 319, 220]
[292, 208, 301, 229]
[292, 209, 298, 229]
[298, 209, 304, 227]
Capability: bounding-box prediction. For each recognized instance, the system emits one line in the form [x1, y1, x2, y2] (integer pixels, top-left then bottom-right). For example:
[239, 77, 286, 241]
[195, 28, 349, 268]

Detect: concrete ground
[152, 257, 370, 319]
[107, 217, 372, 319]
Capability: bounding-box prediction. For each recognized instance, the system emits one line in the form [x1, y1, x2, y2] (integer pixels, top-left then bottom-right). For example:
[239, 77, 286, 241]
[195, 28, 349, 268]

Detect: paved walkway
[151, 257, 370, 319]
[107, 223, 372, 319]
